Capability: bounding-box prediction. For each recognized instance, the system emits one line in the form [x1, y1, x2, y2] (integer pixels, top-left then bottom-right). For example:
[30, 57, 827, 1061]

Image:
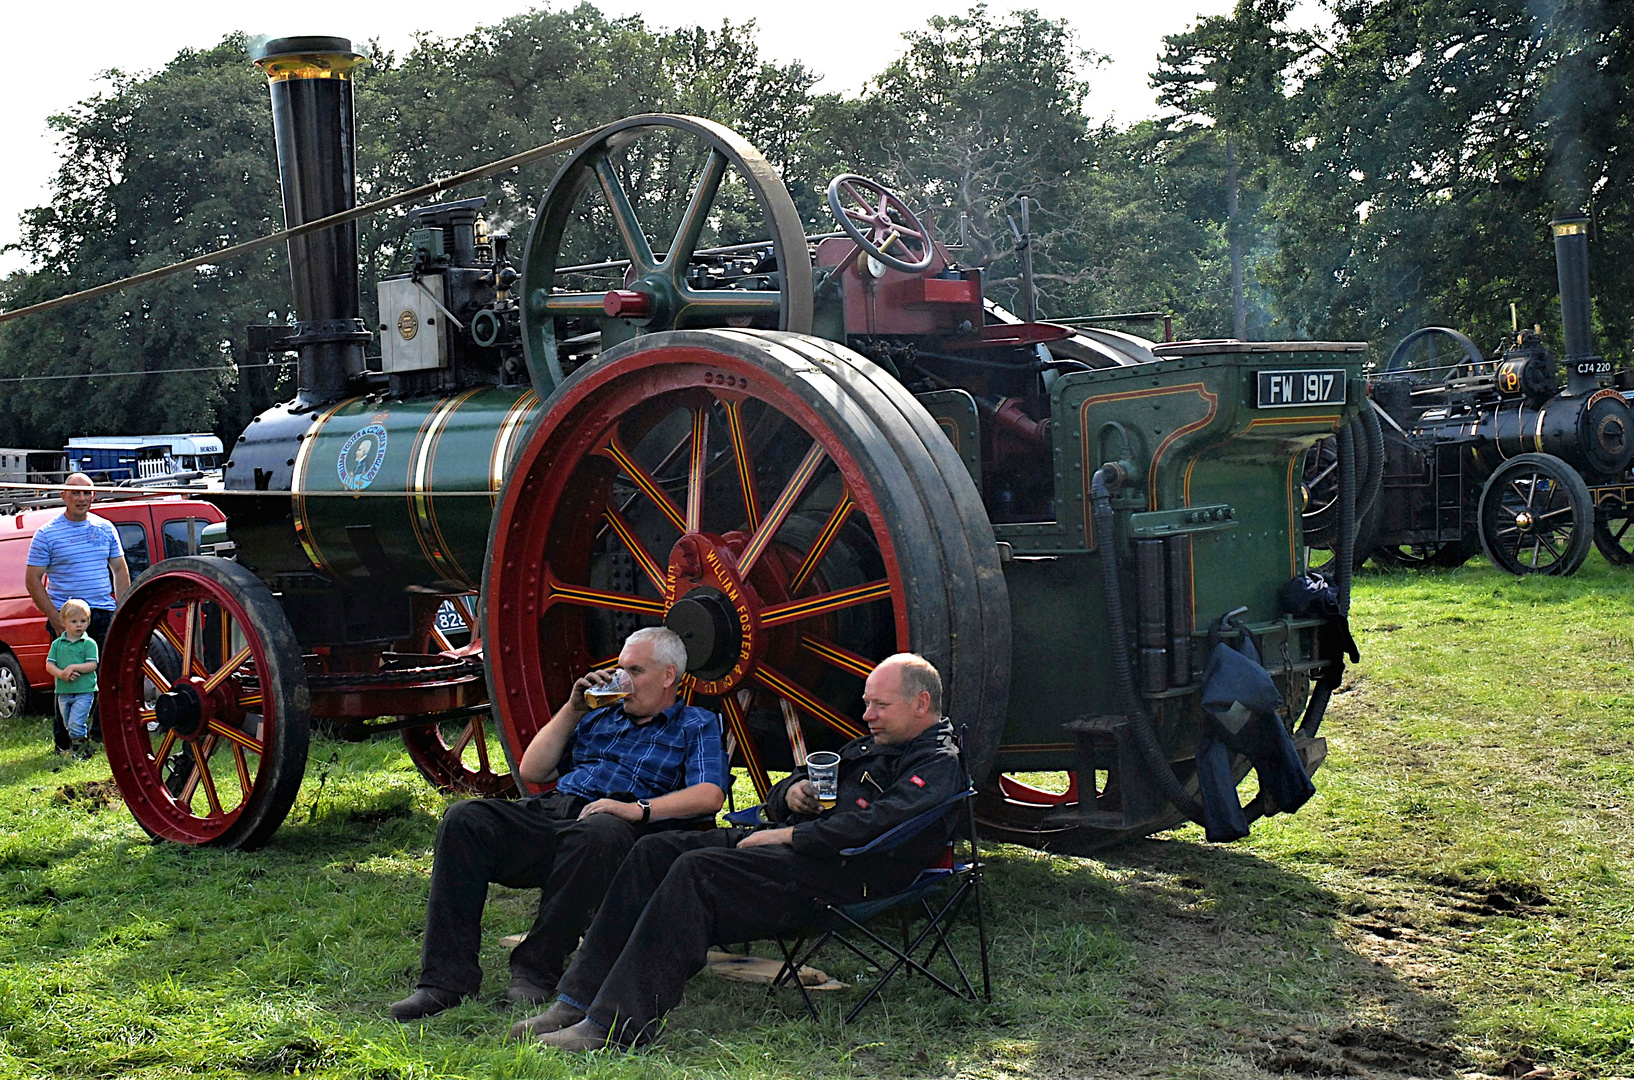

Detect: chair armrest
[838, 788, 974, 857]
[723, 804, 770, 827]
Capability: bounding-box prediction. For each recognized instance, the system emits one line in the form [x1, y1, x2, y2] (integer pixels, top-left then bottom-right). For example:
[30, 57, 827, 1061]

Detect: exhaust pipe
[1551, 216, 1602, 395]
[252, 36, 370, 406]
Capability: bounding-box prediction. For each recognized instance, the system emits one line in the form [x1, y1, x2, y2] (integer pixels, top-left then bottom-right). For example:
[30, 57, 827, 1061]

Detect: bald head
[862, 653, 943, 745]
[61, 473, 95, 520]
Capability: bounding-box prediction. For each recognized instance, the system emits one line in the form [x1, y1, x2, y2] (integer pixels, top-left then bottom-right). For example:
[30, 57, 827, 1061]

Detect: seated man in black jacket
[510, 651, 964, 1049]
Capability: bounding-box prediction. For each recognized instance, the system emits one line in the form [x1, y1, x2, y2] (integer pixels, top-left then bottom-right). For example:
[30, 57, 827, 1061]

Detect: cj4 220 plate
[1256, 369, 1347, 408]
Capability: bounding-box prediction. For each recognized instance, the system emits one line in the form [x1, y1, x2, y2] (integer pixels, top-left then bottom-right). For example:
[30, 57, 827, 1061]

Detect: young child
[45, 599, 99, 758]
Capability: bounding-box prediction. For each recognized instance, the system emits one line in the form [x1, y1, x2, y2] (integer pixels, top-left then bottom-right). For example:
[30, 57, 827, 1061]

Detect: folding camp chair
[723, 727, 992, 1024]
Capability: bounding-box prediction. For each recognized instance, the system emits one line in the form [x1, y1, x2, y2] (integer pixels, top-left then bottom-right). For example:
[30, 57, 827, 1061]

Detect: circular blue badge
[338, 424, 388, 491]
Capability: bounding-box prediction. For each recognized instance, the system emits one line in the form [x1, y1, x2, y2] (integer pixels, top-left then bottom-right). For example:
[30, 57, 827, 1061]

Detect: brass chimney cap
[252, 36, 364, 80]
[252, 36, 358, 61]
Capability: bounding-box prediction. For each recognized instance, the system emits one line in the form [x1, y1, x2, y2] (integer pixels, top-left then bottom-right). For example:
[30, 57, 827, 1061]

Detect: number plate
[435, 600, 467, 633]
[1256, 369, 1347, 408]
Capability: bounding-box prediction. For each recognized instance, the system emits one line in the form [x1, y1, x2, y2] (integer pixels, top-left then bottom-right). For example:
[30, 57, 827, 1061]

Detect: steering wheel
[826, 174, 935, 274]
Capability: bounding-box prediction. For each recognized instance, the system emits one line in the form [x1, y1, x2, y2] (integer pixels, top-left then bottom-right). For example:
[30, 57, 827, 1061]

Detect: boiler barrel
[286, 387, 541, 591]
[1419, 388, 1633, 479]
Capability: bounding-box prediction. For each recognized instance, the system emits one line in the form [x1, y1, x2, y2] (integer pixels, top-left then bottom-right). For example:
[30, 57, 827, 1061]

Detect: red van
[0, 495, 227, 720]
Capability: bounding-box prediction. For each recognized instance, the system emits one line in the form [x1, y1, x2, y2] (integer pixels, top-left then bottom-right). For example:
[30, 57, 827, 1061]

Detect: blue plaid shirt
[554, 700, 727, 802]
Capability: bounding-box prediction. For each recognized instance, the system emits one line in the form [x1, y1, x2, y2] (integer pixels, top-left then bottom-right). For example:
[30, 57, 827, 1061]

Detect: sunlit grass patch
[0, 556, 1631, 1075]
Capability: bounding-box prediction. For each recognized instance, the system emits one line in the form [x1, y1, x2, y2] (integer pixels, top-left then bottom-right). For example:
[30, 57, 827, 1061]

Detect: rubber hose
[1358, 400, 1384, 520]
[1337, 422, 1356, 616]
[1091, 465, 1205, 823]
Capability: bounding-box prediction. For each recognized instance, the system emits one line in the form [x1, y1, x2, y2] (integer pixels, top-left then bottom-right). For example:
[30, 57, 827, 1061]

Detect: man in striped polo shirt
[24, 474, 130, 750]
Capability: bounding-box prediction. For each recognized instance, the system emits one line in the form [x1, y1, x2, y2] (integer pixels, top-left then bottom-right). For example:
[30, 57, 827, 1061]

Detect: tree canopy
[2, 1, 1631, 447]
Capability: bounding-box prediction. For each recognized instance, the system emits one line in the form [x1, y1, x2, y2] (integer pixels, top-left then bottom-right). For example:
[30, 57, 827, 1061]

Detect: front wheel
[1477, 453, 1593, 576]
[102, 557, 310, 849]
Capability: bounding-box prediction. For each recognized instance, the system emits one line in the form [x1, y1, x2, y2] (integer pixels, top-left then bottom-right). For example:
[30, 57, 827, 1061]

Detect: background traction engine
[101, 35, 1366, 853]
[1304, 218, 1633, 577]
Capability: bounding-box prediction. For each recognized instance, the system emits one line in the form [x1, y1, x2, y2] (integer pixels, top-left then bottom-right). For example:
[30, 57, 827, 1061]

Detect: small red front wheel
[102, 557, 310, 850]
[399, 594, 518, 797]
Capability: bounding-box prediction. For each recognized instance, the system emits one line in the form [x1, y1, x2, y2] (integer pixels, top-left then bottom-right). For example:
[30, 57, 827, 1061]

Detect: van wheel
[0, 652, 29, 721]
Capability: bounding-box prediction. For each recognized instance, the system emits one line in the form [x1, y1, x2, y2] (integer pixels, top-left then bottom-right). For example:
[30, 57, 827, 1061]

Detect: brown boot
[509, 999, 587, 1040]
[533, 1018, 614, 1051]
[388, 987, 463, 1021]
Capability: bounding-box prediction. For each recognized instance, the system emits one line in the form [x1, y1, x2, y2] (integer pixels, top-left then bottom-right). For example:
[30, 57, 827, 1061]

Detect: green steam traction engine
[100, 36, 1367, 851]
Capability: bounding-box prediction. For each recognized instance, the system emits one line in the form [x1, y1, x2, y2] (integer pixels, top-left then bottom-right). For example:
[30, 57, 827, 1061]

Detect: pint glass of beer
[805, 751, 841, 810]
[583, 668, 633, 709]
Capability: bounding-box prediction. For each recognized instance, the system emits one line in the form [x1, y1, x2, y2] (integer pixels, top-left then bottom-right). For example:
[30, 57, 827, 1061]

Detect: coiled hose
[1091, 464, 1205, 824]
[1336, 421, 1356, 616]
[1297, 413, 1362, 740]
[1359, 399, 1384, 523]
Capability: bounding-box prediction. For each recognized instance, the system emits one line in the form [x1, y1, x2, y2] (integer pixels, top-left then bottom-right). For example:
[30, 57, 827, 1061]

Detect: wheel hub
[664, 532, 762, 695]
[154, 680, 206, 739]
[665, 587, 740, 681]
[1515, 510, 1536, 532]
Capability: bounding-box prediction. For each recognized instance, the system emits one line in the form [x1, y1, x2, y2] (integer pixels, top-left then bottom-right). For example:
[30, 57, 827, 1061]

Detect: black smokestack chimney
[1551, 216, 1603, 395]
[252, 36, 370, 406]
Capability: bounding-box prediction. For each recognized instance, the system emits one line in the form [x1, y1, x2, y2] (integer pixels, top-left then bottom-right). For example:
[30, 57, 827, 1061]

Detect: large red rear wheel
[484, 329, 1009, 798]
[102, 557, 310, 849]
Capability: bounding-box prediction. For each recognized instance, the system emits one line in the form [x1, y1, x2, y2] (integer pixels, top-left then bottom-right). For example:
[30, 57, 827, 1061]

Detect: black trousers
[51, 608, 112, 751]
[418, 792, 643, 997]
[557, 830, 896, 1044]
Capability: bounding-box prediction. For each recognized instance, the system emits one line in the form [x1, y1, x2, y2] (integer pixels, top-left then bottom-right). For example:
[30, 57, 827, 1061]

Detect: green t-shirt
[47, 634, 98, 695]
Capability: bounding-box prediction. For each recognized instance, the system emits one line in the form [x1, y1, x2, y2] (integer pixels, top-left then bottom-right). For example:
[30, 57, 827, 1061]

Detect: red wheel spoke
[603, 437, 687, 532]
[176, 749, 203, 806]
[756, 666, 865, 739]
[841, 180, 872, 213]
[602, 508, 667, 592]
[206, 717, 263, 754]
[543, 574, 667, 615]
[142, 657, 173, 694]
[230, 742, 252, 794]
[430, 623, 456, 653]
[842, 206, 875, 224]
[737, 442, 826, 574]
[139, 707, 157, 723]
[686, 406, 709, 531]
[181, 601, 197, 684]
[722, 400, 762, 532]
[448, 721, 477, 758]
[787, 490, 855, 595]
[156, 622, 209, 680]
[760, 578, 893, 627]
[778, 696, 809, 766]
[193, 739, 224, 817]
[472, 718, 492, 772]
[665, 149, 728, 269]
[152, 729, 177, 767]
[799, 634, 875, 679]
[237, 692, 264, 712]
[720, 691, 769, 800]
[202, 645, 254, 694]
[590, 152, 657, 272]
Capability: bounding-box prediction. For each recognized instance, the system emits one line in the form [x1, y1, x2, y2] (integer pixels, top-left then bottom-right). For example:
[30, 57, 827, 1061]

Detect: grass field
[1, 556, 1631, 1079]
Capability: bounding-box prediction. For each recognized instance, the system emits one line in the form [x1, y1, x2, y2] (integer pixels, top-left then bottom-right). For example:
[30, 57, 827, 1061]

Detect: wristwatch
[637, 799, 651, 823]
